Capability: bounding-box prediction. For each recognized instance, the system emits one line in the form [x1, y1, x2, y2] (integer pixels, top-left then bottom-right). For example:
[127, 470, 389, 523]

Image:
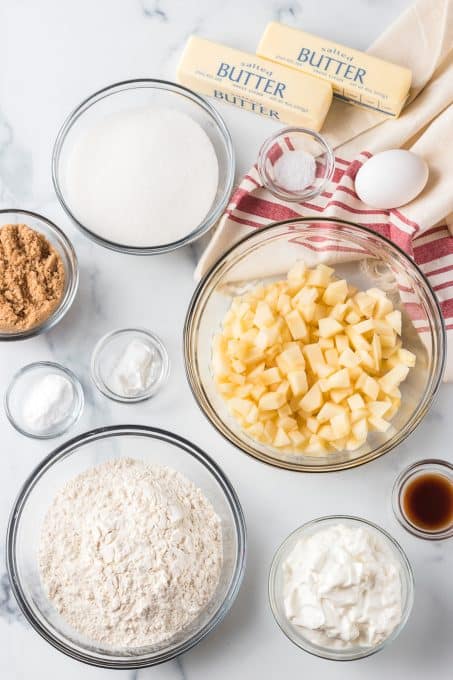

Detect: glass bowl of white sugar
[6, 425, 246, 669]
[269, 515, 414, 661]
[52, 80, 235, 254]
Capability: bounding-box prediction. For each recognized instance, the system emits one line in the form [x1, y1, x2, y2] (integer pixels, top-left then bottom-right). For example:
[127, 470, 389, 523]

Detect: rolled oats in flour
[39, 458, 223, 647]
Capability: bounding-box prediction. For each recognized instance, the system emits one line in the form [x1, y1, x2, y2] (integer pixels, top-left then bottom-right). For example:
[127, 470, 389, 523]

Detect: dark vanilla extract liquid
[402, 473, 453, 532]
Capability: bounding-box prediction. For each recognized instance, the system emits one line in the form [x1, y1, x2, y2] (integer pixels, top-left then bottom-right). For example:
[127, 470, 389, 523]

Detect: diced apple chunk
[259, 391, 286, 411]
[355, 292, 376, 317]
[288, 370, 308, 397]
[330, 387, 353, 404]
[317, 402, 345, 423]
[335, 335, 350, 353]
[299, 383, 323, 414]
[339, 348, 360, 369]
[331, 412, 351, 439]
[304, 344, 325, 372]
[261, 367, 281, 385]
[347, 393, 365, 410]
[323, 279, 348, 305]
[379, 365, 410, 394]
[324, 369, 350, 390]
[386, 310, 402, 335]
[368, 415, 390, 432]
[306, 417, 320, 434]
[288, 429, 306, 446]
[307, 264, 334, 287]
[229, 398, 254, 417]
[285, 309, 309, 341]
[287, 261, 307, 284]
[276, 345, 305, 374]
[352, 418, 368, 441]
[274, 427, 291, 447]
[398, 348, 416, 367]
[319, 317, 343, 338]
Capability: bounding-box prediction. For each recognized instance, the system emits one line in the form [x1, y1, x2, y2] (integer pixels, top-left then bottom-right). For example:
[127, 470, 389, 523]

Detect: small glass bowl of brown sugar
[392, 459, 453, 540]
[0, 209, 79, 341]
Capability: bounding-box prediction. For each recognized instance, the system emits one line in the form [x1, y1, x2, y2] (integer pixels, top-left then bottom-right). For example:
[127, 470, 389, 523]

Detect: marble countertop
[1, 1, 452, 678]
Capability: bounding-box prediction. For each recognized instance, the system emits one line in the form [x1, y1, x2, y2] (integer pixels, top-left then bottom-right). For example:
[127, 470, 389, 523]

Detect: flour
[39, 458, 223, 648]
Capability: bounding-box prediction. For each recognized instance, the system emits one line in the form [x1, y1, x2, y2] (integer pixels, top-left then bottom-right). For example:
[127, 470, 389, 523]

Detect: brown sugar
[0, 223, 66, 332]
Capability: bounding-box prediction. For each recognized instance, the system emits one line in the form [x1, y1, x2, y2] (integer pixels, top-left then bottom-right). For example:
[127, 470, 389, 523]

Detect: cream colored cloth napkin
[324, 0, 453, 234]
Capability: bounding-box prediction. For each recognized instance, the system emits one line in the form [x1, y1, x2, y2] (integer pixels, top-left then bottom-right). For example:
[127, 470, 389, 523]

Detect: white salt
[274, 150, 316, 192]
[65, 107, 219, 247]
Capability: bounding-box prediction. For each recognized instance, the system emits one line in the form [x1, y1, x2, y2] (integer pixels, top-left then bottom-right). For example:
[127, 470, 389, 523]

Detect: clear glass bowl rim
[4, 361, 85, 439]
[268, 514, 415, 661]
[52, 78, 236, 255]
[184, 216, 446, 472]
[6, 424, 246, 669]
[257, 126, 335, 202]
[392, 458, 453, 540]
[0, 208, 79, 340]
[90, 327, 170, 403]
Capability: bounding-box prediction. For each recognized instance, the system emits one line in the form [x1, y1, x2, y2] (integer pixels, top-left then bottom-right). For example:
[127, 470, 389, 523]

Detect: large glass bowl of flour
[6, 425, 246, 669]
[52, 80, 235, 254]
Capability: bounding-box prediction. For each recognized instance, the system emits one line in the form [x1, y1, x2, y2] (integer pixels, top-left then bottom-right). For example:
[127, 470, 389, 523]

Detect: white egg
[354, 149, 429, 209]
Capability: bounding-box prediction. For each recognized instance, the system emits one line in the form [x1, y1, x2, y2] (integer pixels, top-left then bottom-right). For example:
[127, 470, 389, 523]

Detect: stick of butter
[257, 23, 412, 118]
[177, 36, 333, 130]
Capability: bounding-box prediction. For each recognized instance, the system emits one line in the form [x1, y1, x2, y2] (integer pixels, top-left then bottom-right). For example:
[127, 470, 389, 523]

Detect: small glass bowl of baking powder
[5, 361, 84, 439]
[257, 127, 335, 202]
[91, 328, 170, 403]
[269, 515, 414, 661]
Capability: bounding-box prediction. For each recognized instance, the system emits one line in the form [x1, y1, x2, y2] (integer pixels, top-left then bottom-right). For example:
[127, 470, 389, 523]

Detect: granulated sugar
[39, 458, 223, 648]
[64, 107, 219, 247]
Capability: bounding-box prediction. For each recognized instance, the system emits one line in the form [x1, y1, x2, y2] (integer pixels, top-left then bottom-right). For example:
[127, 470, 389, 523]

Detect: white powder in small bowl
[64, 107, 219, 247]
[23, 374, 74, 432]
[273, 150, 316, 192]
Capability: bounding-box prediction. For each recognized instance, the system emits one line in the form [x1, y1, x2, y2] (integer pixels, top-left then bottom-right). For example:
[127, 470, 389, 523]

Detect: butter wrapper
[177, 36, 333, 130]
[257, 22, 412, 117]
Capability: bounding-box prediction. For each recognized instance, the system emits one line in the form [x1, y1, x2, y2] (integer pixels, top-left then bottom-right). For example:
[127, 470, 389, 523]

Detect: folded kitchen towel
[196, 0, 453, 380]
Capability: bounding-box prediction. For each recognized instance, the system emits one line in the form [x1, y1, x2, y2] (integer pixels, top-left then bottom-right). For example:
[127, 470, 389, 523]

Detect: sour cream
[283, 523, 402, 649]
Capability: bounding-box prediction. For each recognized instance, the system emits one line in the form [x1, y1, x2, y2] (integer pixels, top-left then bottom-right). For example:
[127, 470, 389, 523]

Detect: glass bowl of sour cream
[268, 515, 414, 661]
[52, 80, 235, 255]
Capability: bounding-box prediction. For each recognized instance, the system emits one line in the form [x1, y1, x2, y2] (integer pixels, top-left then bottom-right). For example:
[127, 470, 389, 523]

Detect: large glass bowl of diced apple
[184, 218, 445, 472]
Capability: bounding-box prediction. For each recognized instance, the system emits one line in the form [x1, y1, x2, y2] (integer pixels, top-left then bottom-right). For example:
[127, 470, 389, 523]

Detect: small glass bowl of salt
[4, 362, 84, 439]
[257, 127, 335, 202]
[91, 327, 170, 403]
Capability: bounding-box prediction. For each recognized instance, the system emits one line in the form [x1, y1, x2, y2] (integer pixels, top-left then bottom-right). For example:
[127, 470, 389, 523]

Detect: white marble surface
[1, 0, 452, 678]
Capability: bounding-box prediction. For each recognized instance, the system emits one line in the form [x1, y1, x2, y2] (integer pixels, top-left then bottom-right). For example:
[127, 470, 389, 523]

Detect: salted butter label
[296, 48, 367, 84]
[177, 35, 332, 129]
[216, 62, 287, 98]
[257, 22, 412, 117]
